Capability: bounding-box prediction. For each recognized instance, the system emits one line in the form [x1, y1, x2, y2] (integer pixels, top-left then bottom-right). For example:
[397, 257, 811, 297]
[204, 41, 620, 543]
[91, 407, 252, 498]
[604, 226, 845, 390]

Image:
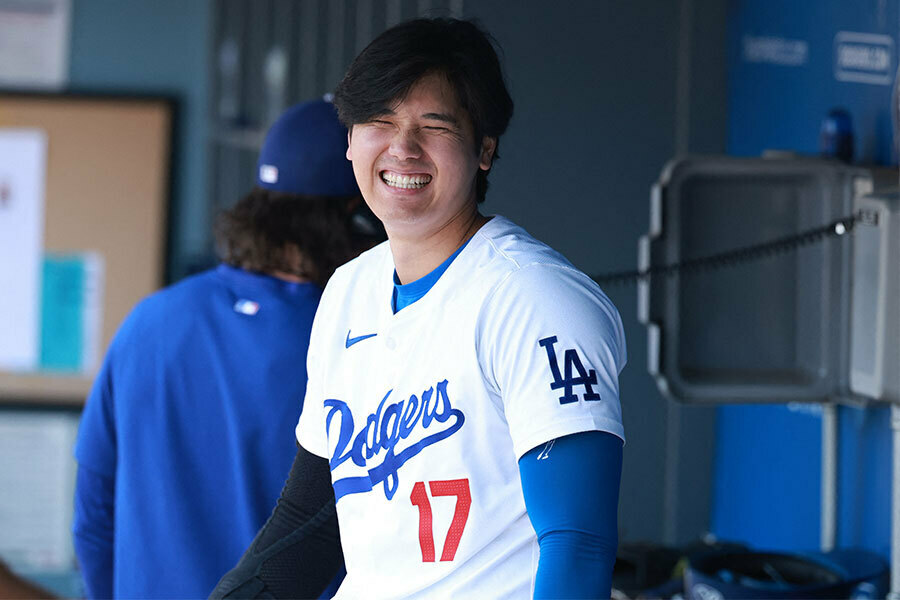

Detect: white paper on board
[0, 128, 47, 371]
[80, 252, 105, 373]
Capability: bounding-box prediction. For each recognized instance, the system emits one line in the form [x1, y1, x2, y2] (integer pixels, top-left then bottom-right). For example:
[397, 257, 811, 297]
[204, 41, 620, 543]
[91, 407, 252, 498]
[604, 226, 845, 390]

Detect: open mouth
[380, 170, 432, 190]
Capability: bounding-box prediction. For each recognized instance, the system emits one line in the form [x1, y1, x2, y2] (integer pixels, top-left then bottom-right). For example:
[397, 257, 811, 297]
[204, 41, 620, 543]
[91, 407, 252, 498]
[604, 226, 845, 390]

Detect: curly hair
[214, 187, 372, 288]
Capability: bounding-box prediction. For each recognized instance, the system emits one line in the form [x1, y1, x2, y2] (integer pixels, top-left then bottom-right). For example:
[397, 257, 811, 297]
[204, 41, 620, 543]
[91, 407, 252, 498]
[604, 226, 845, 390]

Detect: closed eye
[424, 126, 450, 132]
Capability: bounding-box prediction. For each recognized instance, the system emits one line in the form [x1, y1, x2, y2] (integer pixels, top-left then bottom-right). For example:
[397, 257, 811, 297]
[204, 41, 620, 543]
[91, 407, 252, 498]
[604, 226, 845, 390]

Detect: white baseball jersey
[296, 215, 626, 599]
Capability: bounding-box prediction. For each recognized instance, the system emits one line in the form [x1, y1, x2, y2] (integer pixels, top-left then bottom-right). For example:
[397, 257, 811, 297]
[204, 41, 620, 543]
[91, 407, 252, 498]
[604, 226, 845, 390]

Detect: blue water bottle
[820, 108, 854, 163]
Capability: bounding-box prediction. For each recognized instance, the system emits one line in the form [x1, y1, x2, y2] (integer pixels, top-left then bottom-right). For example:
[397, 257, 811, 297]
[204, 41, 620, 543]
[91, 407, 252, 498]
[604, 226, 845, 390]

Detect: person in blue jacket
[72, 99, 381, 600]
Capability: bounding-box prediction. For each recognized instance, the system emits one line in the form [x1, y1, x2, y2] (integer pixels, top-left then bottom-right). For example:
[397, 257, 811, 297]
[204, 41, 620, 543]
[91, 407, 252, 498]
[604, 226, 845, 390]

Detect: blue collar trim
[392, 239, 470, 313]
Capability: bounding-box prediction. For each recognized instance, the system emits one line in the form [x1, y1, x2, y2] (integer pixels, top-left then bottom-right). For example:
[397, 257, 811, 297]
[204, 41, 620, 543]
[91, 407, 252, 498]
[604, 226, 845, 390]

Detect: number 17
[409, 478, 471, 562]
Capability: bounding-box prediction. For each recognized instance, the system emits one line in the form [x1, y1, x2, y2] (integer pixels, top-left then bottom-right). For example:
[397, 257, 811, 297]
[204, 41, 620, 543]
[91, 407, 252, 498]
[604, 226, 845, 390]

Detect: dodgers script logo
[326, 380, 465, 502]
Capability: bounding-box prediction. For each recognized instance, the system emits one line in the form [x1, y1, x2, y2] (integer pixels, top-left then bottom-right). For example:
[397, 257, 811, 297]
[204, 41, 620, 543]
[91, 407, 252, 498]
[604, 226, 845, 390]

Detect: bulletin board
[0, 94, 172, 404]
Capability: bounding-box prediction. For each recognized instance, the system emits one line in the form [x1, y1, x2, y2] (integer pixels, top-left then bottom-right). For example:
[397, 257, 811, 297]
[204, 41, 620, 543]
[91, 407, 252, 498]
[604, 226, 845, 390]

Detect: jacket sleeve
[72, 464, 115, 600]
[73, 351, 118, 600]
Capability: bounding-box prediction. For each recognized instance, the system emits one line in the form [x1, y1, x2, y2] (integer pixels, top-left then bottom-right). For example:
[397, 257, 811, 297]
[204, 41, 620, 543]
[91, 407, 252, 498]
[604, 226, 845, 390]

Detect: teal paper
[39, 256, 86, 372]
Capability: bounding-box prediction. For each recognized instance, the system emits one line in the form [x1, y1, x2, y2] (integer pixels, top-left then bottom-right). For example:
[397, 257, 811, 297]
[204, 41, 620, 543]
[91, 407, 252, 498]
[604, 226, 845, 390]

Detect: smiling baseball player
[212, 17, 625, 600]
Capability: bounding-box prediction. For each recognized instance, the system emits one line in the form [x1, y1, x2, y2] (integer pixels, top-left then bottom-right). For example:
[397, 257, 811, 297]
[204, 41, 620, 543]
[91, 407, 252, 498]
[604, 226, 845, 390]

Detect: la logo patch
[539, 336, 601, 404]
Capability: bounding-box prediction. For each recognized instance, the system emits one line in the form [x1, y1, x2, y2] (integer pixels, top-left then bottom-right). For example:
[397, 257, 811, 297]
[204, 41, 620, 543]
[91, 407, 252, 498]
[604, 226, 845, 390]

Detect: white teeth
[381, 172, 432, 189]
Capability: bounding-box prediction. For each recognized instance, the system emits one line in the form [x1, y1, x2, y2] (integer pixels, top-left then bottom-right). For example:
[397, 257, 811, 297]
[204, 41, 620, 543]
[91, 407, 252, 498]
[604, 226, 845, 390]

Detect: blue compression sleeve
[519, 431, 623, 599]
[72, 464, 115, 600]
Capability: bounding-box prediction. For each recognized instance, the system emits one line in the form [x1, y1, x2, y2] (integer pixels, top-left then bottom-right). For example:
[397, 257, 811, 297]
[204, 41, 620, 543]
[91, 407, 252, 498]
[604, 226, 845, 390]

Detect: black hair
[214, 187, 383, 288]
[333, 18, 514, 203]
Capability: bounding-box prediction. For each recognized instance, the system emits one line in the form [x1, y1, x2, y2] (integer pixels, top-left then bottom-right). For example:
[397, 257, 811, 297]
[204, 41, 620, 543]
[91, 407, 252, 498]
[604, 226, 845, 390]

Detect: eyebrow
[373, 109, 459, 126]
[421, 112, 459, 125]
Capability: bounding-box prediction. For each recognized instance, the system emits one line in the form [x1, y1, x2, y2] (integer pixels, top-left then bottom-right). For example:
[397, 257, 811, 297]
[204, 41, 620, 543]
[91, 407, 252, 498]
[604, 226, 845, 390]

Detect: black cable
[593, 209, 880, 286]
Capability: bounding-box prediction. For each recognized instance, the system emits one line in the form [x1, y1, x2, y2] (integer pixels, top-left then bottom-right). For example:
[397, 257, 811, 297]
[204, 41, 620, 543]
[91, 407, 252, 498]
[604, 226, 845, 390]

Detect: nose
[388, 128, 422, 161]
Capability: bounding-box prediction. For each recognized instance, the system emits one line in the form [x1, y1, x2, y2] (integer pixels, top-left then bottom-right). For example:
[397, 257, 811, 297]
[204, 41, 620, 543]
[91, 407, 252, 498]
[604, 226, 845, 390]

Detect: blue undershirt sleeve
[518, 430, 623, 599]
[72, 464, 115, 600]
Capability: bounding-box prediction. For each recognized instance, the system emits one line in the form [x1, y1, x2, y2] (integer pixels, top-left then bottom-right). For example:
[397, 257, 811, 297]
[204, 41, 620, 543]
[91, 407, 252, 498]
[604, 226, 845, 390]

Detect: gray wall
[68, 0, 213, 280]
[465, 0, 728, 544]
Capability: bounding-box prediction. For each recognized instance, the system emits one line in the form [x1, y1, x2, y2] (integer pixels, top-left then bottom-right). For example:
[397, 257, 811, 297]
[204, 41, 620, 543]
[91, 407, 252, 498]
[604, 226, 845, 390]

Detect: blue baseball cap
[256, 98, 359, 197]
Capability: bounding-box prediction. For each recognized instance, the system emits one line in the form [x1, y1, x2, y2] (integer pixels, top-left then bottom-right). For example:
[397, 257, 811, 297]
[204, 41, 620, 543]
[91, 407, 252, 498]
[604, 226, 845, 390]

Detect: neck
[390, 209, 488, 284]
[269, 270, 310, 284]
[267, 244, 313, 284]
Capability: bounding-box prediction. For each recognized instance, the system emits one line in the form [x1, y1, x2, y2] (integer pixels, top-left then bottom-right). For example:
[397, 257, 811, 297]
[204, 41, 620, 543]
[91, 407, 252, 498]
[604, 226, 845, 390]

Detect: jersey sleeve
[477, 264, 626, 459]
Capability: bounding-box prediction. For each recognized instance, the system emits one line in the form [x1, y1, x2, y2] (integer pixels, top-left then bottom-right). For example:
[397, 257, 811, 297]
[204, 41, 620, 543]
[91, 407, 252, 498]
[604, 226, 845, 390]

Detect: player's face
[347, 73, 496, 243]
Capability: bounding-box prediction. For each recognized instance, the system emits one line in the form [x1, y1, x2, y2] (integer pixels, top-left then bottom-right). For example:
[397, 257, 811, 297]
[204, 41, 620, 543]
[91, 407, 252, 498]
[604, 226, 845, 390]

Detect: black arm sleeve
[209, 445, 343, 599]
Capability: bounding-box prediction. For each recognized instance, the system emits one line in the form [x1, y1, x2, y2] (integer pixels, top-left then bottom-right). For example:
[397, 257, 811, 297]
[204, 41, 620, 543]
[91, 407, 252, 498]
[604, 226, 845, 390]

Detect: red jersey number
[409, 478, 471, 562]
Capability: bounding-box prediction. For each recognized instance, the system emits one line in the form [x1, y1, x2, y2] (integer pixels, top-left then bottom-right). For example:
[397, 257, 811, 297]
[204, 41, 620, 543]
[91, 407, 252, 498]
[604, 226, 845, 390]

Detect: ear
[479, 136, 497, 171]
[346, 130, 353, 161]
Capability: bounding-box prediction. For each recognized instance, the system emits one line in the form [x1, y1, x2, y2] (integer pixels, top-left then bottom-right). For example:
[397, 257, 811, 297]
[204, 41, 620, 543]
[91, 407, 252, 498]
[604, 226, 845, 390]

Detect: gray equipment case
[638, 156, 897, 405]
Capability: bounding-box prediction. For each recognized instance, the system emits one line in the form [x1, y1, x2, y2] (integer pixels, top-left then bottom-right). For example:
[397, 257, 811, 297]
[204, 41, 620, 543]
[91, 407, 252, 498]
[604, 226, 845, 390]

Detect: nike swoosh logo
[345, 330, 377, 348]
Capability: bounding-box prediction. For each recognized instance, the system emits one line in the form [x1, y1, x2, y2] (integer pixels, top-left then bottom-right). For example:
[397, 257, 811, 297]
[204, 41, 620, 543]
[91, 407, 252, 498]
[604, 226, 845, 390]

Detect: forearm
[533, 529, 617, 599]
[210, 444, 344, 599]
[519, 431, 623, 599]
